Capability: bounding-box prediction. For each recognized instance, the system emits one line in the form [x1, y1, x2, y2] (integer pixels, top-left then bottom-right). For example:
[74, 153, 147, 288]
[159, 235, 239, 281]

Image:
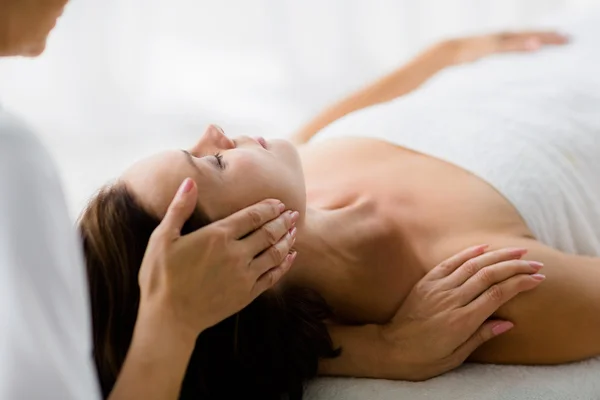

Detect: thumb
[452, 320, 514, 363]
[160, 178, 198, 240]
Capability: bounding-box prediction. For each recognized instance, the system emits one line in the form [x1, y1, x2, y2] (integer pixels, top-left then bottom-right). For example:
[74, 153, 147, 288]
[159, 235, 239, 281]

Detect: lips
[254, 136, 268, 149]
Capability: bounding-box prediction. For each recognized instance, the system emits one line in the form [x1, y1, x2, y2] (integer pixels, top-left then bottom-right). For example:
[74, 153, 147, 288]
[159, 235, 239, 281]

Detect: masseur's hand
[138, 177, 298, 338]
[445, 31, 569, 65]
[379, 245, 545, 381]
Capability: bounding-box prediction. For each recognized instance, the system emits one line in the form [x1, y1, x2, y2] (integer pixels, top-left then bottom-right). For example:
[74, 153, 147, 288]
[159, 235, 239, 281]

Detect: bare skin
[294, 137, 600, 365]
[122, 31, 596, 380]
[286, 31, 600, 368]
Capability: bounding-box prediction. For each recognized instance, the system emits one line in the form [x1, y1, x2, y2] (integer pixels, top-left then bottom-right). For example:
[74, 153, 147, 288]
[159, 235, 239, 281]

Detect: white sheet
[306, 357, 600, 400]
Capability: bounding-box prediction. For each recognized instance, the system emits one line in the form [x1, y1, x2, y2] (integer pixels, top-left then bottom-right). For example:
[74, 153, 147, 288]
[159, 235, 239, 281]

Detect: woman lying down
[79, 19, 600, 400]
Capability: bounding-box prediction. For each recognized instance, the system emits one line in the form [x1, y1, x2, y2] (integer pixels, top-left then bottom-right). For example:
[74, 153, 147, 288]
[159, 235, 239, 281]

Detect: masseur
[0, 1, 542, 399]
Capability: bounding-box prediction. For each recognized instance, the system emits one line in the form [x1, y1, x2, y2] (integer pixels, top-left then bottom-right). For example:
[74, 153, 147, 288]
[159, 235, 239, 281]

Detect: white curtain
[0, 0, 597, 213]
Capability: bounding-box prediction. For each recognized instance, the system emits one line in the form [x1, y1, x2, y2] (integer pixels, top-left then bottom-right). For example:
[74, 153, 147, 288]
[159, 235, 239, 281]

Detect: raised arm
[291, 31, 568, 144]
[318, 246, 545, 381]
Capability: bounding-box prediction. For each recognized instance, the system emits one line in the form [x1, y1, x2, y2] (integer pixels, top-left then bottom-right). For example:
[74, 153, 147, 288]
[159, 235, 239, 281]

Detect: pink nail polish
[289, 227, 297, 237]
[528, 261, 544, 270]
[178, 178, 193, 195]
[287, 251, 297, 264]
[531, 274, 546, 281]
[492, 321, 514, 336]
[525, 38, 541, 50]
[291, 211, 300, 223]
[279, 203, 286, 212]
[473, 244, 489, 252]
[509, 248, 528, 256]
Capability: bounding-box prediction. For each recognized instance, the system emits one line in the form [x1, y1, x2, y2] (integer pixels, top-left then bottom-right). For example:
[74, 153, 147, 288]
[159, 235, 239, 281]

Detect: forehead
[121, 150, 200, 219]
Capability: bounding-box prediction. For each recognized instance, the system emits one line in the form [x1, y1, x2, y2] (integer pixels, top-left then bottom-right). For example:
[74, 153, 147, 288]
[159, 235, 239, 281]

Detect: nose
[192, 124, 236, 154]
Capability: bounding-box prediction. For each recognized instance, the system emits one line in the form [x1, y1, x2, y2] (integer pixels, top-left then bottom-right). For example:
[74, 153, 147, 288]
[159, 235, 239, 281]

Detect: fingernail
[528, 261, 544, 270]
[509, 248, 528, 256]
[214, 124, 225, 134]
[492, 321, 514, 336]
[279, 203, 286, 213]
[178, 178, 194, 195]
[288, 251, 298, 263]
[289, 227, 297, 238]
[525, 38, 541, 50]
[531, 273, 546, 281]
[474, 244, 490, 252]
[290, 211, 300, 224]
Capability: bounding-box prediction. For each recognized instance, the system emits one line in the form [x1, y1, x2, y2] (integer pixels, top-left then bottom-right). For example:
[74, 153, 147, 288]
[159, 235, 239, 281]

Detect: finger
[217, 199, 285, 239]
[243, 210, 299, 258]
[534, 31, 569, 44]
[248, 226, 297, 277]
[458, 259, 543, 305]
[515, 31, 569, 44]
[462, 273, 545, 327]
[444, 247, 527, 287]
[500, 37, 543, 52]
[426, 244, 489, 280]
[498, 31, 569, 52]
[158, 178, 198, 240]
[452, 319, 515, 363]
[252, 251, 298, 297]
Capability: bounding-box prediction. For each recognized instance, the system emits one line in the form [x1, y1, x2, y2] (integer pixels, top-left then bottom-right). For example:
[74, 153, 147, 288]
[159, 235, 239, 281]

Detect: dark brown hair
[78, 183, 341, 399]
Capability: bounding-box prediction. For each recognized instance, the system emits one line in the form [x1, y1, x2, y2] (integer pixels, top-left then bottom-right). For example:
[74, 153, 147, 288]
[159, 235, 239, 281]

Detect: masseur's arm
[109, 179, 298, 400]
[318, 246, 545, 381]
[291, 31, 568, 144]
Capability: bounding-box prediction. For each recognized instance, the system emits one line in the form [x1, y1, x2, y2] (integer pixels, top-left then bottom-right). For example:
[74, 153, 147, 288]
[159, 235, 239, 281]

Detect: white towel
[313, 16, 600, 256]
[307, 8, 600, 400]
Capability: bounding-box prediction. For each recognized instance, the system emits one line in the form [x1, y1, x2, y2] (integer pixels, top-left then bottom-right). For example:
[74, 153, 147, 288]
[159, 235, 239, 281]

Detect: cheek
[232, 159, 276, 202]
[210, 158, 278, 217]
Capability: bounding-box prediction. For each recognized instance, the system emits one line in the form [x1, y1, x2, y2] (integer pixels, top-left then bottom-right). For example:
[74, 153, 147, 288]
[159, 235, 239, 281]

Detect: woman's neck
[284, 200, 378, 287]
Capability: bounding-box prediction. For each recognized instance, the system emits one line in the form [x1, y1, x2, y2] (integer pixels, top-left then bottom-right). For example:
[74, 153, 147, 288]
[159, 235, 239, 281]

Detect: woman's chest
[300, 138, 529, 238]
[299, 138, 532, 322]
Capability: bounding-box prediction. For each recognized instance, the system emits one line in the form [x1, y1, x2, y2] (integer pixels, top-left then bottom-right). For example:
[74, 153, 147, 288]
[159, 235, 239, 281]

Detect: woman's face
[122, 125, 306, 222]
[0, 0, 68, 56]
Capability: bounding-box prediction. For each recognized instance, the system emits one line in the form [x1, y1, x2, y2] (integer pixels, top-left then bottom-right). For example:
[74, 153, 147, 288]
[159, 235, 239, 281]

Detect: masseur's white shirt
[0, 110, 100, 399]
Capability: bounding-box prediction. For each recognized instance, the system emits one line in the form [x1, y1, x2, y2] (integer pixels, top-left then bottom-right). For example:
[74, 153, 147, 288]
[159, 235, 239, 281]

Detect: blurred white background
[0, 0, 598, 216]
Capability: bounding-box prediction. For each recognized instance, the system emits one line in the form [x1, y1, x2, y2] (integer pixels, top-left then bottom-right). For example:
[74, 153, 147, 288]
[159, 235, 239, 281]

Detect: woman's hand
[137, 177, 298, 340]
[444, 31, 569, 65]
[378, 245, 545, 381]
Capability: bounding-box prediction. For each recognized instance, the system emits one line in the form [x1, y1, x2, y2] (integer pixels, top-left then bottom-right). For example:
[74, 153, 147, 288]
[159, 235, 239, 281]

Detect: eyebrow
[180, 150, 204, 174]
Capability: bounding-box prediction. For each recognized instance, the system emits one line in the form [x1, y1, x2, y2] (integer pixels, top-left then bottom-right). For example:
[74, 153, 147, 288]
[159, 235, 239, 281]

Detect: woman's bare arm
[318, 246, 545, 381]
[290, 42, 456, 144]
[291, 31, 567, 145]
[468, 236, 600, 364]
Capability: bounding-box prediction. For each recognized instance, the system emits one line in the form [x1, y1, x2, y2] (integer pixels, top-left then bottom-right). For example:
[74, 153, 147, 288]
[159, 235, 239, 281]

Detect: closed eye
[214, 152, 225, 169]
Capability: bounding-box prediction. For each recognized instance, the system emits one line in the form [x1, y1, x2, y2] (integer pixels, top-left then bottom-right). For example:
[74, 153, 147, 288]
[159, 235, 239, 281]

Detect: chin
[267, 138, 306, 211]
[269, 138, 301, 165]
